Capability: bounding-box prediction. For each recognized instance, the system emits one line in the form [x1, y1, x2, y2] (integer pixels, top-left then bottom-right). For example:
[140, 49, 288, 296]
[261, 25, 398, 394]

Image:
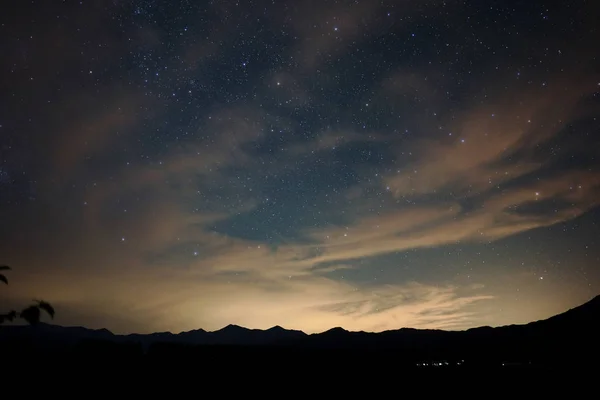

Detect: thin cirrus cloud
[383, 75, 599, 198]
[2, 0, 599, 335]
[11, 74, 598, 334]
[9, 260, 492, 334]
[7, 70, 598, 334]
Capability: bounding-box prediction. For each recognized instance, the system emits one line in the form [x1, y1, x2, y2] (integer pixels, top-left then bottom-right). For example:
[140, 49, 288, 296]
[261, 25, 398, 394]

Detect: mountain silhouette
[1, 294, 598, 367]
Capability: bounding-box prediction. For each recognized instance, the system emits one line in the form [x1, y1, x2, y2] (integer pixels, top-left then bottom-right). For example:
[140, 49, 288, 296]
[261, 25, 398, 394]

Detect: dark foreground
[4, 295, 600, 392]
[4, 340, 593, 386]
[3, 344, 594, 397]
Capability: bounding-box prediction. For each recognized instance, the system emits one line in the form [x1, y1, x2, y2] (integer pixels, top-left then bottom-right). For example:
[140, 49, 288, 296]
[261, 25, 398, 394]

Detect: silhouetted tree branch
[0, 265, 55, 325]
[0, 265, 10, 285]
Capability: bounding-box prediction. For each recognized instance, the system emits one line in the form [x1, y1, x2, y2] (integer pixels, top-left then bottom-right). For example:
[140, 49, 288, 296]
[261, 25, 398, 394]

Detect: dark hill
[1, 294, 598, 368]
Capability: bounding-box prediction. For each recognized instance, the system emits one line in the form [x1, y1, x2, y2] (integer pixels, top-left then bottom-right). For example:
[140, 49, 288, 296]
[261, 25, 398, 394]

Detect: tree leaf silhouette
[20, 305, 41, 325]
[0, 311, 17, 324]
[1, 265, 11, 284]
[36, 300, 55, 319]
[1, 265, 56, 326]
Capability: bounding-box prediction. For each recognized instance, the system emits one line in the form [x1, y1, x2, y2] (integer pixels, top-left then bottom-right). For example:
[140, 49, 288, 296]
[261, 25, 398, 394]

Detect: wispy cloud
[1, 0, 598, 336]
[384, 76, 599, 198]
[9, 265, 491, 334]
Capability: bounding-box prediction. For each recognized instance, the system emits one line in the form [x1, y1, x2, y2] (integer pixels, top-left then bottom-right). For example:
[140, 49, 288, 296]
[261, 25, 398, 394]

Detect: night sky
[1, 0, 599, 335]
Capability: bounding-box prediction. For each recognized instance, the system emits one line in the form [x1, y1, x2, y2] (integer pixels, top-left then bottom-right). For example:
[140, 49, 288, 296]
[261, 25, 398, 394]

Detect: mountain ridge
[12, 293, 600, 336]
[1, 294, 599, 356]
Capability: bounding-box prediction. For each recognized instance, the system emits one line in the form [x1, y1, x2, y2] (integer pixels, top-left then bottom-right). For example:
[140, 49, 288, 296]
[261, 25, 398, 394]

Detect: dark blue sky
[0, 0, 599, 334]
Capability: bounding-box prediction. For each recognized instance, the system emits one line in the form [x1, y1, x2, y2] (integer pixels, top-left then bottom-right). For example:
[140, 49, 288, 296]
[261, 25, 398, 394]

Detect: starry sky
[1, 0, 599, 335]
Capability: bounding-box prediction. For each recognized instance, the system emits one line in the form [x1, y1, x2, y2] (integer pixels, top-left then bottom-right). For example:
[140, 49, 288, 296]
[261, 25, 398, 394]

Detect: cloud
[4, 71, 597, 335]
[5, 73, 596, 333]
[290, 0, 380, 69]
[383, 76, 599, 198]
[275, 168, 600, 269]
[289, 0, 451, 70]
[2, 0, 598, 337]
[53, 89, 149, 174]
[5, 263, 491, 334]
